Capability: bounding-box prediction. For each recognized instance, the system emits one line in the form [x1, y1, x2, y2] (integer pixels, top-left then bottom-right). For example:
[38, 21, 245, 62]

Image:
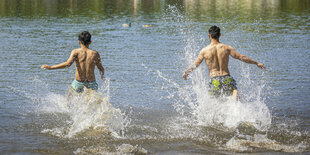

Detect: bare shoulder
[87, 49, 97, 54]
[222, 43, 233, 50]
[88, 49, 101, 58]
[201, 46, 210, 54]
[71, 49, 79, 55]
[218, 43, 234, 54]
[215, 43, 229, 49]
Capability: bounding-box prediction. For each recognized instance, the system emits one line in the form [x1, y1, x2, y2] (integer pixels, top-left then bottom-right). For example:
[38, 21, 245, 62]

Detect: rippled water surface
[0, 0, 310, 154]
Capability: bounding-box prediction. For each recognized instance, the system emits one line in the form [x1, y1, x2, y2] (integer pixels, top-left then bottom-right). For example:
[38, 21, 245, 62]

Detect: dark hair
[78, 31, 91, 46]
[208, 26, 220, 39]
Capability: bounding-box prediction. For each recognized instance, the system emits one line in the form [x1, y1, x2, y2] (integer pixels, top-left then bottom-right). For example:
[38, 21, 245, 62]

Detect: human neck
[210, 38, 220, 44]
[80, 44, 89, 49]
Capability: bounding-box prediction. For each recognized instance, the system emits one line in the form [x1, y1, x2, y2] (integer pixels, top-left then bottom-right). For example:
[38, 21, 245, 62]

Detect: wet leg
[67, 88, 73, 104]
[232, 89, 238, 101]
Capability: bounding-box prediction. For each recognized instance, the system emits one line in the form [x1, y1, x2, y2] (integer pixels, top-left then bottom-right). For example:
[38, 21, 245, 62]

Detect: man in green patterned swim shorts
[41, 31, 105, 93]
[208, 74, 237, 98]
[182, 26, 266, 100]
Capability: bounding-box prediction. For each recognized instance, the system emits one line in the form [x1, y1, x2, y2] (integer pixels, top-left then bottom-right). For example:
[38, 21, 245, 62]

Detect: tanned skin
[41, 41, 105, 82]
[182, 34, 266, 100]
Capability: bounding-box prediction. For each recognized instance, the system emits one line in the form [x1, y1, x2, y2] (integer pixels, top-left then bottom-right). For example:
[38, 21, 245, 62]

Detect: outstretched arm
[95, 53, 105, 80]
[182, 50, 204, 80]
[41, 50, 76, 70]
[229, 46, 266, 70]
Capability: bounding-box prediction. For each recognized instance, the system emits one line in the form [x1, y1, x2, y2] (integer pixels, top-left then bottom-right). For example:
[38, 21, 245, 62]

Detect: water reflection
[0, 0, 309, 154]
[0, 0, 309, 18]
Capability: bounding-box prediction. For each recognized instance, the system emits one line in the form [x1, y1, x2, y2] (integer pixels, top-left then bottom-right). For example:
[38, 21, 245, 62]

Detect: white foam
[11, 77, 128, 138]
[66, 88, 127, 138]
[73, 144, 148, 155]
[226, 134, 307, 152]
[157, 6, 288, 152]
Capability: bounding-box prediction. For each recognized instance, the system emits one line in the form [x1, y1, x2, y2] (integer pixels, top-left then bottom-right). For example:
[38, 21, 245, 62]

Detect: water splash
[73, 144, 147, 155]
[65, 84, 127, 138]
[226, 133, 307, 152]
[162, 5, 271, 130]
[10, 77, 128, 138]
[155, 5, 308, 152]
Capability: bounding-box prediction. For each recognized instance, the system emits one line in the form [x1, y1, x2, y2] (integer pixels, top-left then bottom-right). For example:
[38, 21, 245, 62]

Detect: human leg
[232, 89, 238, 101]
[71, 79, 85, 93]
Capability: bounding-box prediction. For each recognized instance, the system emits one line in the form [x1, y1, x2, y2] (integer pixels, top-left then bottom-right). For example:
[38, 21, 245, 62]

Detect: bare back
[182, 27, 266, 101]
[73, 48, 100, 81]
[202, 43, 231, 78]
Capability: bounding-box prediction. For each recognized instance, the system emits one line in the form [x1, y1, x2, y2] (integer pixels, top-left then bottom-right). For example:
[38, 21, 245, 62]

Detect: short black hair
[208, 26, 220, 39]
[78, 31, 91, 46]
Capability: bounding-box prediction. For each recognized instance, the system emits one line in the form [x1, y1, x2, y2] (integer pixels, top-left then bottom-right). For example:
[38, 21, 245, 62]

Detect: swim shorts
[70, 79, 98, 93]
[209, 75, 237, 97]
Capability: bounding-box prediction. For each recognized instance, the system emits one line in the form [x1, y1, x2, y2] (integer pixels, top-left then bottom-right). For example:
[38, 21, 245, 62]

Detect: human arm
[41, 50, 77, 70]
[95, 52, 105, 80]
[229, 46, 266, 70]
[182, 50, 204, 80]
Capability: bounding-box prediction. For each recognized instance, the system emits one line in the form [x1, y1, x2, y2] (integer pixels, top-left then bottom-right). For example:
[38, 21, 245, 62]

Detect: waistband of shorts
[75, 79, 96, 83]
[211, 74, 231, 79]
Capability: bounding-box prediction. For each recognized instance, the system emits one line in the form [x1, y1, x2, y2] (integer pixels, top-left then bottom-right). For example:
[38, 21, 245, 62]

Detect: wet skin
[182, 34, 266, 100]
[41, 41, 105, 82]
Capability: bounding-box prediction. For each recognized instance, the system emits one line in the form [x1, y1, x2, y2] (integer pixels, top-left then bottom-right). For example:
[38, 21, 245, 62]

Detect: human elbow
[66, 61, 73, 67]
[194, 58, 203, 66]
[239, 55, 247, 61]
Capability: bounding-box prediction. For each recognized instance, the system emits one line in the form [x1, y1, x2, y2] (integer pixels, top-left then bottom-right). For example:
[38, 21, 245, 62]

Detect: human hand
[41, 64, 50, 70]
[257, 63, 266, 70]
[101, 75, 105, 81]
[182, 72, 188, 80]
[100, 72, 105, 80]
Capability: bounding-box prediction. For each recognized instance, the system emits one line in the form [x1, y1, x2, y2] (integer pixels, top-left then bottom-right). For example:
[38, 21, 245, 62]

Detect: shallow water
[0, 0, 310, 154]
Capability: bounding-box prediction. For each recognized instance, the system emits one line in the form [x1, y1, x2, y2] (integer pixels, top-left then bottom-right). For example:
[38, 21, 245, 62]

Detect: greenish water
[0, 0, 309, 154]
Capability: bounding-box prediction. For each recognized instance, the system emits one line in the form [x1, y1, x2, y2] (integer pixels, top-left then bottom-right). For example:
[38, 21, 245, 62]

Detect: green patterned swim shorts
[209, 75, 237, 97]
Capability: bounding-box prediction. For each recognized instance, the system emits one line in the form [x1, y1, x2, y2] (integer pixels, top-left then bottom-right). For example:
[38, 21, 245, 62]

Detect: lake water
[0, 0, 309, 154]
